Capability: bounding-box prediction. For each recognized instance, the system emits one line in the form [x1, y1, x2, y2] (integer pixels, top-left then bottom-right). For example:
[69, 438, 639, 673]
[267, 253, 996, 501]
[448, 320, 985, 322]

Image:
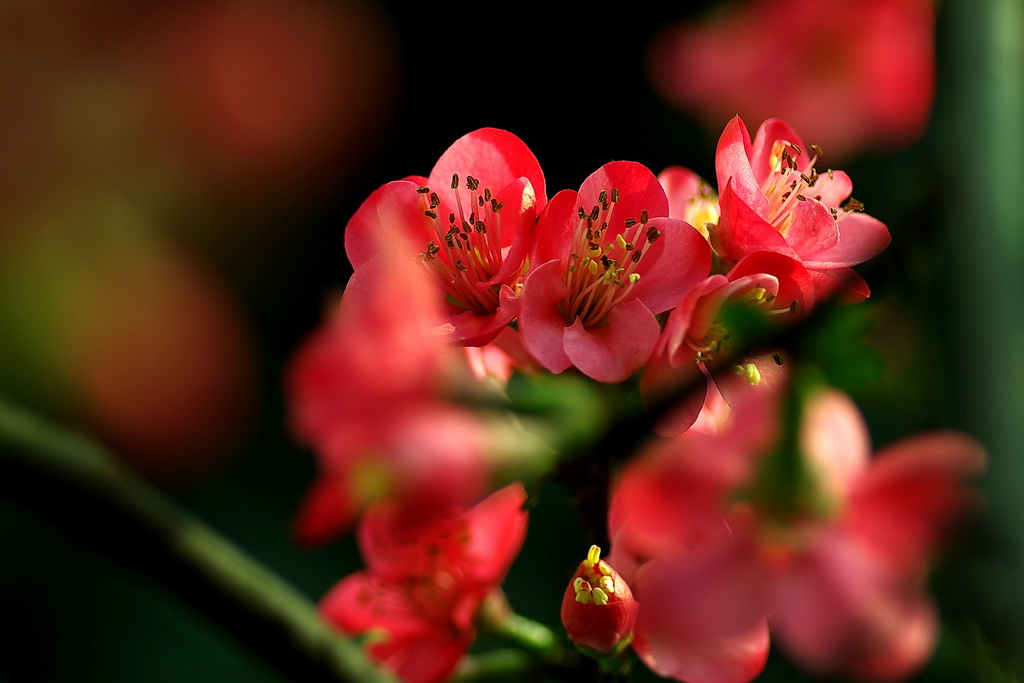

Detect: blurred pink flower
[286, 247, 489, 545]
[715, 116, 890, 302]
[648, 0, 935, 160]
[321, 483, 529, 683]
[519, 161, 710, 382]
[344, 128, 547, 346]
[608, 386, 985, 682]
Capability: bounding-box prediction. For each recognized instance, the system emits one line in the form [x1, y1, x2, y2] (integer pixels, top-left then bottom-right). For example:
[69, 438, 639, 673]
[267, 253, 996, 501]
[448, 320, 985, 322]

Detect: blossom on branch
[344, 128, 547, 346]
[714, 116, 891, 303]
[519, 160, 710, 383]
[321, 483, 529, 683]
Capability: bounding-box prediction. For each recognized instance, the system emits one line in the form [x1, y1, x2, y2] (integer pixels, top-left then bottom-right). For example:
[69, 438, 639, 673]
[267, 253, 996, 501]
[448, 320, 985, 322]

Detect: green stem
[0, 395, 397, 683]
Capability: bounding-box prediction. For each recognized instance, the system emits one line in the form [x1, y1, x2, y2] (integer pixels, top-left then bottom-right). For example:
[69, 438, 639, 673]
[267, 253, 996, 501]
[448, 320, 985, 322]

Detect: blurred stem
[478, 590, 567, 663]
[0, 396, 396, 683]
[452, 650, 535, 682]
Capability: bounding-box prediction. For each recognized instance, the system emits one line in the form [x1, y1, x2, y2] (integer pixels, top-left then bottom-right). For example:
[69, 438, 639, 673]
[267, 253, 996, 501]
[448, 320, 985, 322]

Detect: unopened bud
[560, 545, 638, 654]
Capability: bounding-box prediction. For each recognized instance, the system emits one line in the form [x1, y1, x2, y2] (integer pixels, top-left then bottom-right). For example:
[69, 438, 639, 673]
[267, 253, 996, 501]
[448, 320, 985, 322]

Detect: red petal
[290, 474, 358, 547]
[518, 259, 573, 374]
[717, 179, 794, 262]
[428, 128, 546, 215]
[564, 298, 661, 383]
[716, 116, 769, 217]
[803, 211, 891, 269]
[579, 160, 669, 226]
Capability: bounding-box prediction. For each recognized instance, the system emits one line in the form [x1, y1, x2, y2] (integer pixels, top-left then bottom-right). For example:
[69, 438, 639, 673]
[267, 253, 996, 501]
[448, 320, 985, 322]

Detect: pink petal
[428, 128, 546, 215]
[518, 259, 573, 373]
[778, 198, 839, 258]
[344, 179, 428, 269]
[564, 297, 661, 383]
[799, 388, 871, 504]
[803, 211, 891, 268]
[629, 217, 712, 314]
[849, 431, 986, 571]
[658, 165, 704, 215]
[321, 573, 471, 683]
[634, 620, 770, 683]
[769, 528, 938, 680]
[481, 177, 539, 283]
[579, 160, 670, 224]
[531, 189, 581, 266]
[290, 474, 358, 547]
[439, 284, 519, 346]
[749, 118, 807, 181]
[641, 355, 708, 437]
[717, 179, 794, 262]
[632, 534, 770, 683]
[807, 267, 871, 304]
[729, 252, 816, 313]
[463, 482, 530, 585]
[715, 116, 769, 217]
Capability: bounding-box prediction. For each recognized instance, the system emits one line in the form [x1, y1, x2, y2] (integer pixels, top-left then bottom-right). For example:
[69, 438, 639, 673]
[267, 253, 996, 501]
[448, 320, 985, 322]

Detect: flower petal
[564, 297, 661, 383]
[518, 259, 573, 374]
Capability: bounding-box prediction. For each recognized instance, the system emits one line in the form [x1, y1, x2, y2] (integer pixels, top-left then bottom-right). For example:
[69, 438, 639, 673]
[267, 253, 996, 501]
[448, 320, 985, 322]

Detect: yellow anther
[616, 233, 628, 250]
[587, 260, 600, 276]
[591, 588, 609, 606]
[574, 577, 586, 592]
[588, 245, 602, 258]
[597, 560, 612, 576]
[575, 591, 591, 605]
[588, 545, 602, 565]
[628, 273, 641, 284]
[599, 576, 615, 593]
[735, 362, 762, 386]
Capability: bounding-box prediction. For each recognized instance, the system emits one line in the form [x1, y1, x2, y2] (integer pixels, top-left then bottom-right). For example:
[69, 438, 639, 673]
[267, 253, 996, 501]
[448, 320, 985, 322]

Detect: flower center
[572, 545, 617, 606]
[562, 188, 659, 327]
[759, 141, 864, 233]
[689, 286, 785, 363]
[418, 173, 507, 315]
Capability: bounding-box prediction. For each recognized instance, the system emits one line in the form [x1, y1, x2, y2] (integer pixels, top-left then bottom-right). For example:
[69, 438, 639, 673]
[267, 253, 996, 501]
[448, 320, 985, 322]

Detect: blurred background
[0, 0, 1022, 680]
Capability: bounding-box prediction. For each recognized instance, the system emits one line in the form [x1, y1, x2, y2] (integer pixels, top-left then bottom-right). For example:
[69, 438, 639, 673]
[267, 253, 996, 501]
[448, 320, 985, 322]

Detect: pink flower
[608, 425, 773, 683]
[647, 0, 935, 160]
[715, 116, 890, 302]
[286, 248, 489, 544]
[607, 386, 985, 682]
[641, 251, 808, 435]
[344, 128, 546, 346]
[519, 161, 710, 383]
[321, 483, 529, 683]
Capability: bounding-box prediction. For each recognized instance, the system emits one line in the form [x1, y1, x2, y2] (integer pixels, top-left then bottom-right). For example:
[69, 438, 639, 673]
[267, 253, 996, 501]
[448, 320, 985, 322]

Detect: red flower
[647, 0, 935, 160]
[714, 116, 890, 302]
[321, 483, 529, 683]
[519, 161, 710, 382]
[344, 128, 546, 346]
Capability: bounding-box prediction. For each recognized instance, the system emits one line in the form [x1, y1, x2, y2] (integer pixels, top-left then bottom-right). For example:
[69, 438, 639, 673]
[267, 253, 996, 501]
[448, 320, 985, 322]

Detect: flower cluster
[287, 118, 984, 683]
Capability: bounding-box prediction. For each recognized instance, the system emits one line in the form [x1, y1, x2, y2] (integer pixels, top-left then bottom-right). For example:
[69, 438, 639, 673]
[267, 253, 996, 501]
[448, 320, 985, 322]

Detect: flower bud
[560, 545, 639, 654]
